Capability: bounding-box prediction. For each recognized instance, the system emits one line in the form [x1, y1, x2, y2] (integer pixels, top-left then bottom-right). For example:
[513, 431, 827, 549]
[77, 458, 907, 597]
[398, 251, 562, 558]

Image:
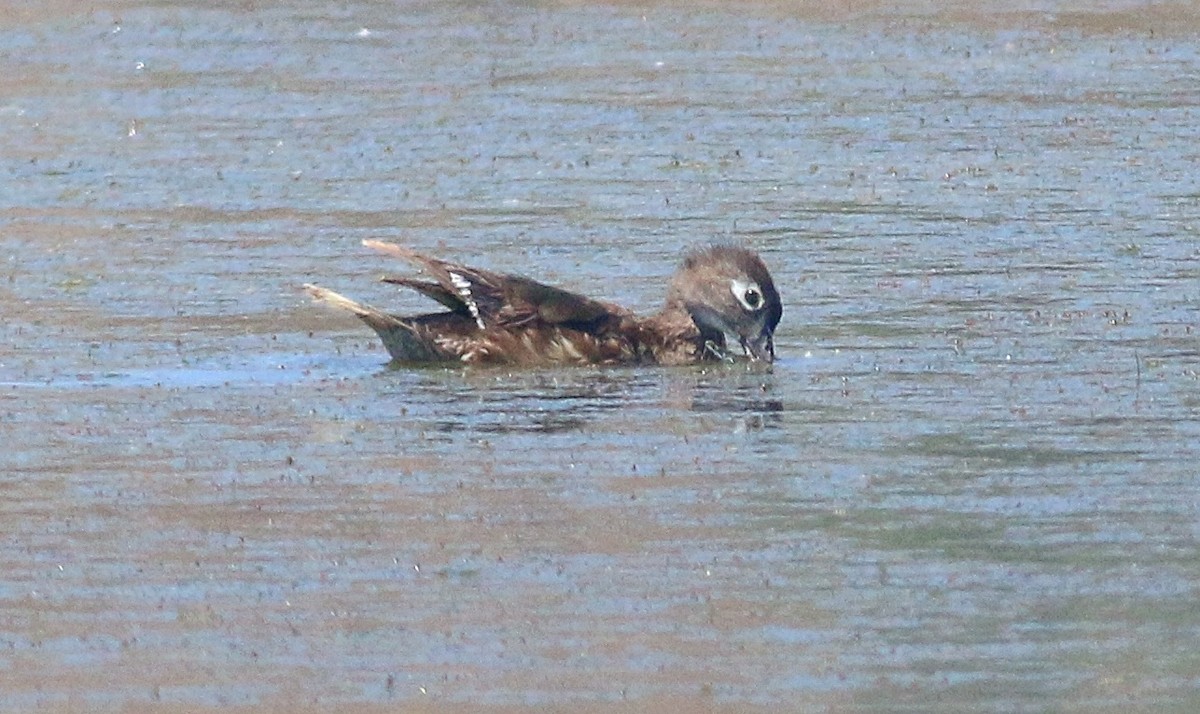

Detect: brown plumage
[304, 240, 781, 367]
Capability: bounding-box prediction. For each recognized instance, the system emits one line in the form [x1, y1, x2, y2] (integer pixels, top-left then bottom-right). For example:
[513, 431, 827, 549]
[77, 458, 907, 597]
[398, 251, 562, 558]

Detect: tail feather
[303, 284, 441, 362]
[304, 284, 377, 318]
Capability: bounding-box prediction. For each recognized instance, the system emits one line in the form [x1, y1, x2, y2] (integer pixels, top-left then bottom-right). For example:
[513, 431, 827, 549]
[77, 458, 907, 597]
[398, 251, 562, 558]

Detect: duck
[304, 240, 781, 366]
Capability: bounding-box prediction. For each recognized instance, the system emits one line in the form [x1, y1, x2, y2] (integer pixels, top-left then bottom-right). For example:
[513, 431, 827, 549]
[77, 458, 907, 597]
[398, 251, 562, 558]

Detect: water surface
[2, 0, 1199, 710]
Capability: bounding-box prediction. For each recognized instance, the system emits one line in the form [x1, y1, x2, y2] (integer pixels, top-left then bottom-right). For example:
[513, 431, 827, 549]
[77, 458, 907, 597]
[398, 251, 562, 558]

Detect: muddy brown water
[2, 1, 1200, 711]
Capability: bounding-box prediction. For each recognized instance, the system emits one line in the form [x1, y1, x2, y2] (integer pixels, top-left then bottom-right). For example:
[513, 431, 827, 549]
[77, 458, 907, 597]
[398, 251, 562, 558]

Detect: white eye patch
[730, 279, 765, 312]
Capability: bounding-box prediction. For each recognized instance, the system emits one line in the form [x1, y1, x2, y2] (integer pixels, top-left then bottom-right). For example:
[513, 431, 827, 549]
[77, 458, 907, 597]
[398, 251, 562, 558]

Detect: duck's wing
[378, 274, 465, 313]
[493, 274, 618, 327]
[363, 240, 624, 329]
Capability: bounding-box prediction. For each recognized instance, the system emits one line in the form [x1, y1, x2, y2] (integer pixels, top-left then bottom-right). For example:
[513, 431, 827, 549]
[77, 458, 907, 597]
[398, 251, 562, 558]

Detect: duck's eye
[731, 279, 765, 312]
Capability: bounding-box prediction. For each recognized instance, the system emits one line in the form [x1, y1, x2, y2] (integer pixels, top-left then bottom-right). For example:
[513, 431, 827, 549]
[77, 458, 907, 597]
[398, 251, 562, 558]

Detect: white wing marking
[449, 271, 486, 330]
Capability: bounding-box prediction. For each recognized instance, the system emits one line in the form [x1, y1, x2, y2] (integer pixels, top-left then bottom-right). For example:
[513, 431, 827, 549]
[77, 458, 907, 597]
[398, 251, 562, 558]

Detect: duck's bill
[740, 331, 775, 362]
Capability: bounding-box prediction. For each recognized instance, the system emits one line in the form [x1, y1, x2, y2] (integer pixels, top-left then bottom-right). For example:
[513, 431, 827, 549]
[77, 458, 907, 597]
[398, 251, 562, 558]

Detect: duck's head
[667, 246, 782, 362]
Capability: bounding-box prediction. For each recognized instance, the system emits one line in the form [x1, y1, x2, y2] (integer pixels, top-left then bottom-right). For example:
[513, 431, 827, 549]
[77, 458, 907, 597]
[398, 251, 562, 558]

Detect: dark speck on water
[2, 0, 1199, 710]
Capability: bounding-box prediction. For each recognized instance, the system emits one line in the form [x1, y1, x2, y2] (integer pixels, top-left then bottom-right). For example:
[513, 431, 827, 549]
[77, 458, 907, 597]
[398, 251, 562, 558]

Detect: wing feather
[363, 240, 624, 329]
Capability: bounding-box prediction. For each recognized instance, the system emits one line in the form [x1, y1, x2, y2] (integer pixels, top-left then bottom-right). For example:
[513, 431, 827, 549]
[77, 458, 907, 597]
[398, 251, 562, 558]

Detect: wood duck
[305, 240, 781, 366]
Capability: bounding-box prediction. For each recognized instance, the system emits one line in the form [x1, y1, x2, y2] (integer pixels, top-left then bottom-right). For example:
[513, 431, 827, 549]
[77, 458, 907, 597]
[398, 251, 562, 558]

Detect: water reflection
[373, 363, 788, 435]
[661, 365, 786, 431]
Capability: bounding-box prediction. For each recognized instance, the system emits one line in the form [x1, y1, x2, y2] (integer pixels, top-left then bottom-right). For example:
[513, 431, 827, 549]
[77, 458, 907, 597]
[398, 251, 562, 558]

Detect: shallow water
[2, 0, 1200, 710]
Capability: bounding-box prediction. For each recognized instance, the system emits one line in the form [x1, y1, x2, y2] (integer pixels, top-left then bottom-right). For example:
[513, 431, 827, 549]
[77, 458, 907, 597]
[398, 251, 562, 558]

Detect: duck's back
[403, 311, 646, 365]
[308, 242, 660, 366]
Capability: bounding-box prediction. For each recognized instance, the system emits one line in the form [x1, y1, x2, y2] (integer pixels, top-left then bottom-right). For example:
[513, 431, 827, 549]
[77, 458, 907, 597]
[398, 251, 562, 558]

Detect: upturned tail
[304, 284, 441, 362]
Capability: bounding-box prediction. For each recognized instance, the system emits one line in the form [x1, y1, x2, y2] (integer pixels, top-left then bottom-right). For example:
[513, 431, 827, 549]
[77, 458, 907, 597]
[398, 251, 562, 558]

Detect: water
[2, 0, 1199, 710]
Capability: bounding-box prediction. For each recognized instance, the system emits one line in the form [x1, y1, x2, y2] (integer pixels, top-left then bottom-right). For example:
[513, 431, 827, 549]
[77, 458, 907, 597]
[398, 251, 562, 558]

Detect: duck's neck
[641, 301, 726, 364]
